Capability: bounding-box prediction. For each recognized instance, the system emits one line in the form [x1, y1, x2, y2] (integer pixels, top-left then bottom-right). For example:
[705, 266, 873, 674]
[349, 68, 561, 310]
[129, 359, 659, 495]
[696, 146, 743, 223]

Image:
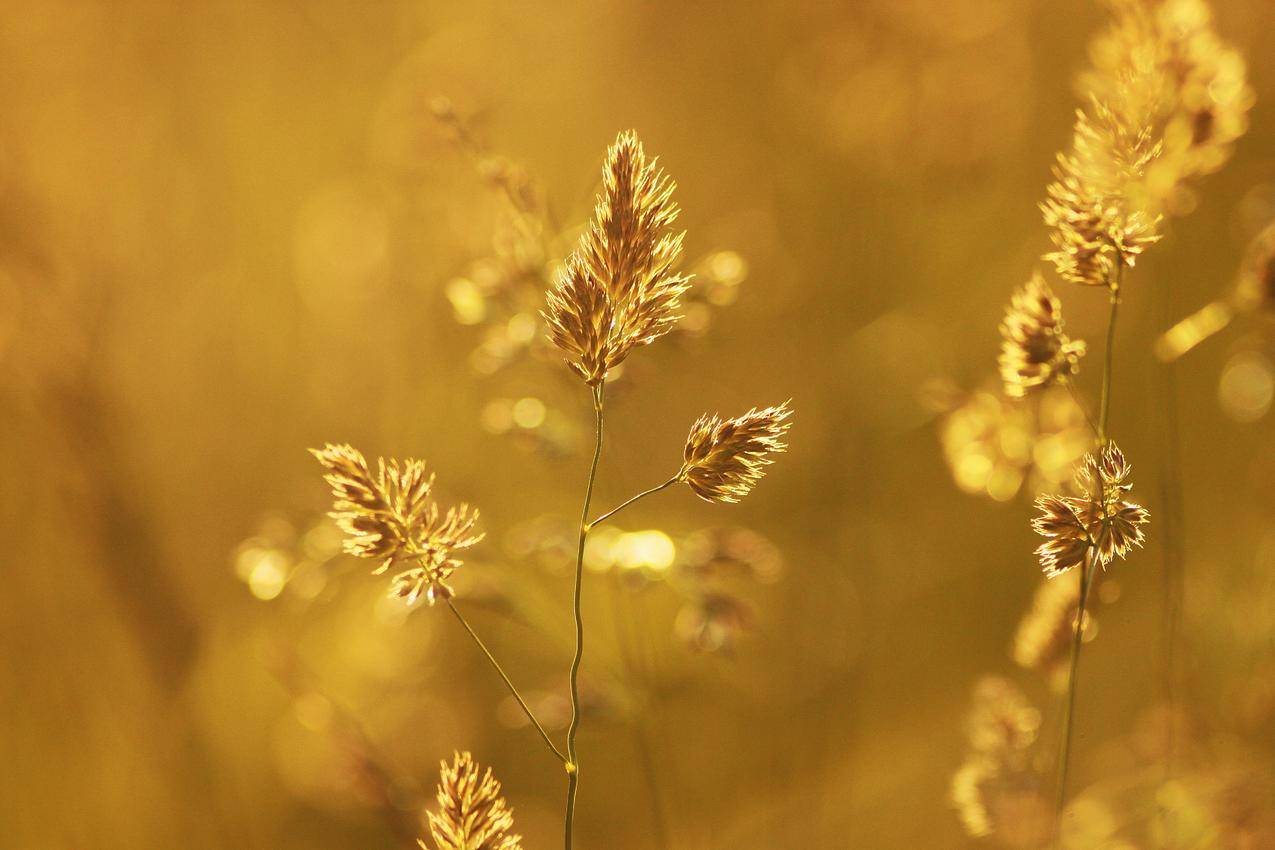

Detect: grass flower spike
[311, 443, 483, 605]
[1084, 0, 1253, 205]
[1031, 441, 1149, 577]
[544, 130, 691, 384]
[1042, 105, 1162, 289]
[1012, 576, 1090, 689]
[546, 131, 793, 849]
[998, 271, 1087, 398]
[421, 752, 523, 850]
[680, 402, 793, 503]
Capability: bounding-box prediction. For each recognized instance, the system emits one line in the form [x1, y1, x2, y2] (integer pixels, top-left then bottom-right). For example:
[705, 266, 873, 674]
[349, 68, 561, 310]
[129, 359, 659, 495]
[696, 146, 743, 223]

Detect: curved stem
[445, 598, 568, 765]
[1055, 554, 1095, 844]
[565, 382, 606, 850]
[589, 475, 681, 529]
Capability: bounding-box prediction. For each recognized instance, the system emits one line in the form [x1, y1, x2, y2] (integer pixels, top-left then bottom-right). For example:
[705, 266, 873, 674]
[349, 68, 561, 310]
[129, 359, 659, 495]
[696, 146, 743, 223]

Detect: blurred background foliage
[2, 1, 1274, 847]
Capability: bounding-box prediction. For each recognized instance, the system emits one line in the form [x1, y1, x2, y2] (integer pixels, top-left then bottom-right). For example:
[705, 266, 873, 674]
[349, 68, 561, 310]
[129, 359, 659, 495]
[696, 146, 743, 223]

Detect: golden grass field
[2, 1, 1275, 847]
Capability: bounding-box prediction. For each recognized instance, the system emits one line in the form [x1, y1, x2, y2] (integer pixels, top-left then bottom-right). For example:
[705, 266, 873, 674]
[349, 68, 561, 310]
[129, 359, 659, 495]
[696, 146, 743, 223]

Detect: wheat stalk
[308, 128, 792, 850]
[545, 130, 792, 849]
[938, 3, 1252, 845]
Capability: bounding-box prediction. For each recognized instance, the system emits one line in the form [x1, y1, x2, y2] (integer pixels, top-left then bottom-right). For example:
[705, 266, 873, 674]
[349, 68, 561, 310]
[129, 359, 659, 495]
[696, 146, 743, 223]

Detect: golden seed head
[680, 402, 793, 503]
[1030, 441, 1150, 577]
[544, 130, 691, 385]
[965, 676, 1042, 758]
[950, 678, 1052, 843]
[1031, 496, 1093, 577]
[1086, 0, 1253, 207]
[1012, 576, 1094, 688]
[421, 752, 523, 850]
[950, 760, 1054, 847]
[1041, 104, 1163, 289]
[311, 443, 484, 605]
[998, 271, 1087, 398]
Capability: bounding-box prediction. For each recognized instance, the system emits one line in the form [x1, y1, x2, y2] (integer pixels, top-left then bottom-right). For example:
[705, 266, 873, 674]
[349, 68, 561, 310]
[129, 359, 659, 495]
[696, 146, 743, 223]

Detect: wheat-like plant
[1031, 443, 1150, 578]
[1012, 575, 1094, 691]
[948, 2, 1253, 845]
[544, 130, 690, 387]
[545, 129, 791, 849]
[311, 444, 484, 605]
[308, 128, 792, 850]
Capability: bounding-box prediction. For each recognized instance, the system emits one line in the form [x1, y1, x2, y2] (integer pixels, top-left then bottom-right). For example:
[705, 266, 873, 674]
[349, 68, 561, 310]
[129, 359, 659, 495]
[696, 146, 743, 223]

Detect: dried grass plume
[1031, 441, 1150, 577]
[950, 677, 1052, 843]
[1084, 0, 1253, 210]
[679, 402, 793, 503]
[311, 443, 484, 605]
[1042, 104, 1162, 288]
[999, 271, 1087, 397]
[544, 130, 691, 384]
[421, 751, 523, 850]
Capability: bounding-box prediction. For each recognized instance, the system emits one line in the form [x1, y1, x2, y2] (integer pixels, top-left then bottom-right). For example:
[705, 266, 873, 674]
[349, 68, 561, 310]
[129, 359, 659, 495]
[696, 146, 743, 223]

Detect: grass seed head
[421, 751, 523, 850]
[544, 130, 691, 385]
[680, 402, 793, 503]
[311, 443, 483, 604]
[1031, 441, 1149, 577]
[998, 271, 1087, 398]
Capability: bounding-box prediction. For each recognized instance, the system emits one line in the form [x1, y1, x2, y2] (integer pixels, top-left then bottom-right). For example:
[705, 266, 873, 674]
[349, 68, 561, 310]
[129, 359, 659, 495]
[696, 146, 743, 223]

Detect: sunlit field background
[3, 1, 1275, 848]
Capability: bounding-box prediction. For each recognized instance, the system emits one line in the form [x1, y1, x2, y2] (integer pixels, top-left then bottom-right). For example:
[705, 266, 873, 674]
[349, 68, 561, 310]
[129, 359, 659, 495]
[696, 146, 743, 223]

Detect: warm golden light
[5, 2, 1272, 848]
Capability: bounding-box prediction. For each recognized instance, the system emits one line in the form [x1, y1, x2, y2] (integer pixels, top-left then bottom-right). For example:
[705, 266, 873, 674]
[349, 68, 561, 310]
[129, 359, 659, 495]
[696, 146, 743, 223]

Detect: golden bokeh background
[2, 1, 1274, 847]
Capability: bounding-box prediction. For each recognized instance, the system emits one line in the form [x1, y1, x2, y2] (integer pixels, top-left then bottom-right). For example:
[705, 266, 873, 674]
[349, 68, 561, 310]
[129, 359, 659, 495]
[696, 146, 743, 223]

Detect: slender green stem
[565, 382, 606, 850]
[1098, 264, 1123, 441]
[445, 598, 568, 765]
[1055, 264, 1123, 845]
[589, 475, 682, 529]
[1055, 554, 1095, 843]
